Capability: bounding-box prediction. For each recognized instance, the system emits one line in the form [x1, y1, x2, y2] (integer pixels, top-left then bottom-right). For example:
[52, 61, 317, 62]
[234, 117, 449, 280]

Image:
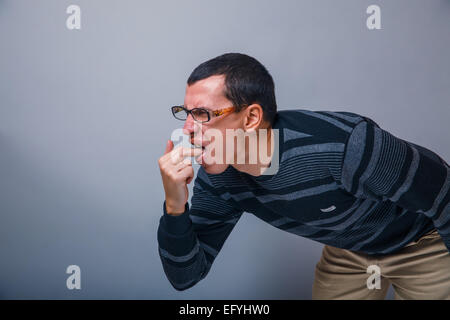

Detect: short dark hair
[187, 53, 277, 126]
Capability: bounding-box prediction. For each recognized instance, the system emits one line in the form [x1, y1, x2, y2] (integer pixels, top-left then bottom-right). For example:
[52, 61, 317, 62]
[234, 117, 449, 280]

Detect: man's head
[181, 53, 277, 174]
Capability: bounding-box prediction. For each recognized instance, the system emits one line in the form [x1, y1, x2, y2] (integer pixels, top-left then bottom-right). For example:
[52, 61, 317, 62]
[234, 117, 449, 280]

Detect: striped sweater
[157, 109, 450, 291]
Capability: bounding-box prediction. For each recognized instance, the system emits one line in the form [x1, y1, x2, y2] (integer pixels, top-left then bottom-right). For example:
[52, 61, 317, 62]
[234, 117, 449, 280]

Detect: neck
[232, 125, 274, 177]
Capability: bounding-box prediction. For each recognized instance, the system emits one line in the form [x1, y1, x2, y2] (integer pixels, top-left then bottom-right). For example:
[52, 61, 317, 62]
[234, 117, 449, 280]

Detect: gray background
[0, 0, 449, 299]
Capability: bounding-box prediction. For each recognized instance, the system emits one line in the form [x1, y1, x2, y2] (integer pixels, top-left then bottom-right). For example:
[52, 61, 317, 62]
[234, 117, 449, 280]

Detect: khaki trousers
[312, 229, 450, 299]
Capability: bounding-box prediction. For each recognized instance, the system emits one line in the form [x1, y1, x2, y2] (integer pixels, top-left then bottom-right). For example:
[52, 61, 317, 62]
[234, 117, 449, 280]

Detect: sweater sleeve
[157, 170, 244, 291]
[340, 119, 450, 251]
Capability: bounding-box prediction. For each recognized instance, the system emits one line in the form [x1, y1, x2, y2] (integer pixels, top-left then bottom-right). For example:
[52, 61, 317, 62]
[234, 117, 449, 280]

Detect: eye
[190, 108, 209, 122]
[172, 106, 184, 113]
[191, 109, 207, 116]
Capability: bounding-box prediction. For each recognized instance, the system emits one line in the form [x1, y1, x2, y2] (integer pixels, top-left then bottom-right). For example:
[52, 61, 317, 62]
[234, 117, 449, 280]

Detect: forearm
[157, 201, 210, 291]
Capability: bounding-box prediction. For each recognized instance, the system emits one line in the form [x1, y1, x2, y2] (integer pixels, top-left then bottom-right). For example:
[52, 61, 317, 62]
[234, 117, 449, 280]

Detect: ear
[243, 104, 264, 132]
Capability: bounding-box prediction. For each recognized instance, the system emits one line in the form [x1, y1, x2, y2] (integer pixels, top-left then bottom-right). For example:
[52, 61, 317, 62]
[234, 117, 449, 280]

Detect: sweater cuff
[162, 201, 192, 235]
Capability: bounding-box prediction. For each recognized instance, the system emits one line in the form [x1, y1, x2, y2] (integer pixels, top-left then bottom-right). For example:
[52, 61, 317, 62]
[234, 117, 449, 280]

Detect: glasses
[171, 105, 236, 123]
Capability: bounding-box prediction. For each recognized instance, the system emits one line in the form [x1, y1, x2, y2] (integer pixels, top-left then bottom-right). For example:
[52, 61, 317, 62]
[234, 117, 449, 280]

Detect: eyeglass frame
[171, 105, 237, 123]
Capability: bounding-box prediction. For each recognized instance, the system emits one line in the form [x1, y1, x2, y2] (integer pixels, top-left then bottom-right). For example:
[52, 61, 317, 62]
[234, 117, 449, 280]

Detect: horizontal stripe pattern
[157, 109, 449, 291]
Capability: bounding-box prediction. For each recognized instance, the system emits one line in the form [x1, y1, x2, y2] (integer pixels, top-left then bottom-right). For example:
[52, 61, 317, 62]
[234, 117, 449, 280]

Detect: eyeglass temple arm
[211, 106, 235, 117]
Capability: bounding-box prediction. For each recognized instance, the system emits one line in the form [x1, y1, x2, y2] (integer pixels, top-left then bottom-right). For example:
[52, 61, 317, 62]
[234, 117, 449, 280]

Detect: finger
[179, 165, 194, 182]
[169, 145, 185, 164]
[170, 146, 202, 164]
[175, 158, 192, 171]
[164, 140, 174, 155]
[181, 147, 203, 158]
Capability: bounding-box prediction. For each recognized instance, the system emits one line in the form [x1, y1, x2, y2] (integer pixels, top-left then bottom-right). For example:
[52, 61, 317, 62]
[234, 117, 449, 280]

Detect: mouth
[191, 141, 207, 164]
[190, 141, 206, 150]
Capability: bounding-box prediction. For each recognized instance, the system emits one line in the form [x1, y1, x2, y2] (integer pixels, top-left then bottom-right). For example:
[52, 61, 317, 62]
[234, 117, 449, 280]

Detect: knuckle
[159, 162, 168, 171]
[169, 154, 178, 164]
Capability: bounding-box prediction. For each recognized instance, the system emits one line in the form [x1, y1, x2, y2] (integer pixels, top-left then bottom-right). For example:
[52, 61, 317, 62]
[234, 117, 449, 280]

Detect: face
[183, 75, 245, 174]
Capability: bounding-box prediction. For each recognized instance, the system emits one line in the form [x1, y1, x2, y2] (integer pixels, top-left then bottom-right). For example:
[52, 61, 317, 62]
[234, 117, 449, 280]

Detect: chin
[202, 163, 229, 174]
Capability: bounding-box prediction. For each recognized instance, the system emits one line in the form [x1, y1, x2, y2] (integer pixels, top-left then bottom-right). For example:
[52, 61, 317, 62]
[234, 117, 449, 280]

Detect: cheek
[201, 132, 234, 165]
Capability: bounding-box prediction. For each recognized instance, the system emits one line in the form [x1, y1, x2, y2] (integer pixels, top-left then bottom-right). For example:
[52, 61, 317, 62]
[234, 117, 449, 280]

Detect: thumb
[164, 140, 174, 155]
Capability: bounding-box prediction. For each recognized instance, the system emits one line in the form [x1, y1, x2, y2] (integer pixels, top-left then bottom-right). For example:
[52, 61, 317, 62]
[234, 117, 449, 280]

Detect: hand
[158, 140, 202, 215]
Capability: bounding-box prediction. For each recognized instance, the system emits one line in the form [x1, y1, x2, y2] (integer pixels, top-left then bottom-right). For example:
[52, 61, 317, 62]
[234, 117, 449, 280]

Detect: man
[157, 53, 450, 299]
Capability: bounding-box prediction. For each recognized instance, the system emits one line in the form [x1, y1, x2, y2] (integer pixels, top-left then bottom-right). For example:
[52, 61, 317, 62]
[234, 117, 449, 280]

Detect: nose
[182, 114, 196, 136]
